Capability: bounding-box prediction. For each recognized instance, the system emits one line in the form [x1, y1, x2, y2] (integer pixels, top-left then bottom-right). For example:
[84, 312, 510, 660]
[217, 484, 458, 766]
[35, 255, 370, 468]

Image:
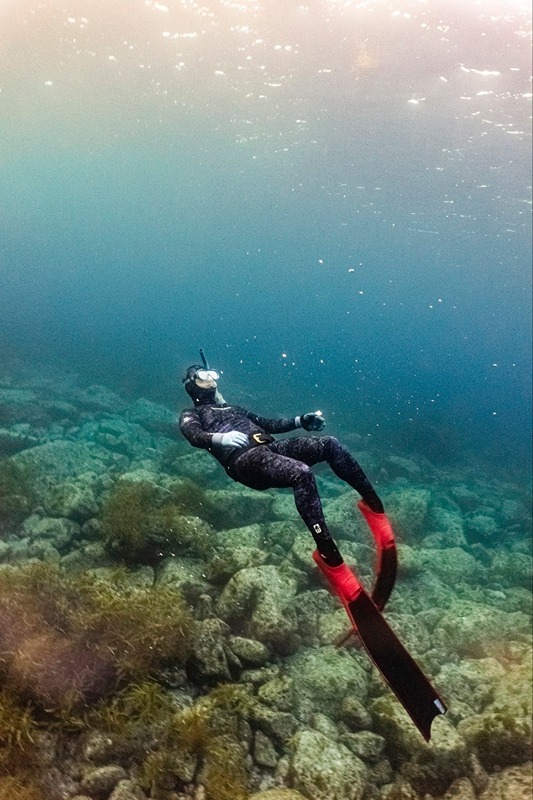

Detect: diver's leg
[271, 436, 397, 608]
[231, 447, 344, 566]
[273, 436, 384, 512]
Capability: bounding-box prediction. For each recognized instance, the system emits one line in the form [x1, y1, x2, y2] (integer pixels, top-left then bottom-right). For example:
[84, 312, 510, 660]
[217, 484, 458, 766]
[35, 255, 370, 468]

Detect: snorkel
[198, 348, 225, 404]
[199, 348, 209, 370]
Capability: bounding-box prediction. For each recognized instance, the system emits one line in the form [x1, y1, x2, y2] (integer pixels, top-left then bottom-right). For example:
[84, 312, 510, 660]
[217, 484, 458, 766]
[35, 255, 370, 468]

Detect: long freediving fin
[358, 500, 398, 611]
[313, 550, 447, 741]
[346, 587, 447, 741]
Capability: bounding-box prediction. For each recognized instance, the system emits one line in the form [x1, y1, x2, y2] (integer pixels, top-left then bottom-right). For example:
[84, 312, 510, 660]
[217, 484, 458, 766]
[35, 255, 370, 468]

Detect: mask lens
[196, 369, 219, 381]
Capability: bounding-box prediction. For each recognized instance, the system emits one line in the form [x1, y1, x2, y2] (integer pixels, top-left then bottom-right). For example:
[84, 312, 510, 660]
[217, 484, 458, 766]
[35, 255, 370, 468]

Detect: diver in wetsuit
[178, 361, 449, 738]
[179, 362, 392, 581]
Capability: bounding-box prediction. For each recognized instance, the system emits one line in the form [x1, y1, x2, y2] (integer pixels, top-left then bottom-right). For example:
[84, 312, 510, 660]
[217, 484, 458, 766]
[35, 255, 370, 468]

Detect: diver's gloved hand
[212, 431, 249, 448]
[299, 411, 326, 432]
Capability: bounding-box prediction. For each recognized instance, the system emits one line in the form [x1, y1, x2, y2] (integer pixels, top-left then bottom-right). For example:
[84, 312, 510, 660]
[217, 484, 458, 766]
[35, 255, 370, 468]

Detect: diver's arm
[246, 411, 299, 434]
[179, 409, 215, 450]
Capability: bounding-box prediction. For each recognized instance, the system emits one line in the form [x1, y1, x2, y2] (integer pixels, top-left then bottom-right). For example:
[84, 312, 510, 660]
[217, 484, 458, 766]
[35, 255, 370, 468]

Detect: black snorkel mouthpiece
[199, 348, 209, 369]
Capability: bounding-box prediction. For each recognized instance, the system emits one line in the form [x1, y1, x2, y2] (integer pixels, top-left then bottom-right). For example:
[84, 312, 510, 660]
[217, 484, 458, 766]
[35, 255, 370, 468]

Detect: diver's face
[193, 368, 219, 391]
[194, 375, 217, 390]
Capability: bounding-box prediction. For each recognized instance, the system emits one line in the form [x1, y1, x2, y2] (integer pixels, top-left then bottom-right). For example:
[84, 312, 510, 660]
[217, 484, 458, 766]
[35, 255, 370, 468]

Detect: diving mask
[195, 369, 219, 382]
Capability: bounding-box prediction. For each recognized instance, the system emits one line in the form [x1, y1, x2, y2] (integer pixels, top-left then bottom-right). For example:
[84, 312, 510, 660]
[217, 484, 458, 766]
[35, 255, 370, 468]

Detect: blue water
[1, 0, 531, 477]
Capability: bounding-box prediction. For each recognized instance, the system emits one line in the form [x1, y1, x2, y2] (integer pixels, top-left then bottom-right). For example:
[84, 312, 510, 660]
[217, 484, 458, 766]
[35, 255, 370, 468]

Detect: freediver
[179, 355, 451, 741]
[178, 352, 397, 610]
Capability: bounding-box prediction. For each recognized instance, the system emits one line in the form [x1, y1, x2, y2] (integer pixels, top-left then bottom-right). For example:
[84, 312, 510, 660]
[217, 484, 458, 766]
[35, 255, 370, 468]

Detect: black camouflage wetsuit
[179, 401, 383, 555]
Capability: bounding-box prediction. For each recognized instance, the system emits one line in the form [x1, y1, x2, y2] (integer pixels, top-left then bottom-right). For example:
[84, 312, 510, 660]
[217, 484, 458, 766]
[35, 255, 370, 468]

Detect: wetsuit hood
[183, 364, 217, 406]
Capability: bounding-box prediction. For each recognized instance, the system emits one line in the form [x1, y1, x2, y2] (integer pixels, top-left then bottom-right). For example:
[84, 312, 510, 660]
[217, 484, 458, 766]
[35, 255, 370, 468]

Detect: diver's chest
[200, 406, 240, 427]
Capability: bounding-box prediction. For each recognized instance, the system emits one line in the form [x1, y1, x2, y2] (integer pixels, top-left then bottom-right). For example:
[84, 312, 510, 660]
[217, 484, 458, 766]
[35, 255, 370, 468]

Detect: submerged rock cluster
[0, 364, 531, 800]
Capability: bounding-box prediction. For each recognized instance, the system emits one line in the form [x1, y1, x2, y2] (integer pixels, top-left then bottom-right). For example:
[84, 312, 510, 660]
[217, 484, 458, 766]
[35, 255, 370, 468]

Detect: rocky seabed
[0, 365, 531, 800]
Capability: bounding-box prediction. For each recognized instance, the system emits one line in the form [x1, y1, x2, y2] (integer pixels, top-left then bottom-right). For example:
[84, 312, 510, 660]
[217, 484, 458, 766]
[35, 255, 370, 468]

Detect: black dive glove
[297, 411, 326, 431]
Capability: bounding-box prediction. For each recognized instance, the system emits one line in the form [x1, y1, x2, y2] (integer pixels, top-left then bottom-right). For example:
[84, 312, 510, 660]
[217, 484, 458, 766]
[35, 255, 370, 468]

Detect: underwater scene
[0, 1, 531, 799]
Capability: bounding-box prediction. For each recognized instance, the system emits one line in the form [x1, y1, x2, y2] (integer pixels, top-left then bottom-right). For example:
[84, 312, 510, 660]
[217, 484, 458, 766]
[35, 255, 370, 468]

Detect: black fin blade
[372, 544, 398, 611]
[347, 589, 447, 741]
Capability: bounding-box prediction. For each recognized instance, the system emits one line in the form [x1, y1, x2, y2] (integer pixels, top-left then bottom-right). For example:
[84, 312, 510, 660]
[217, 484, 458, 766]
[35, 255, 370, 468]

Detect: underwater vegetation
[168, 477, 221, 525]
[0, 690, 38, 786]
[0, 778, 42, 800]
[0, 562, 198, 795]
[101, 479, 215, 564]
[138, 683, 253, 800]
[0, 687, 55, 799]
[0, 459, 35, 527]
[0, 562, 195, 710]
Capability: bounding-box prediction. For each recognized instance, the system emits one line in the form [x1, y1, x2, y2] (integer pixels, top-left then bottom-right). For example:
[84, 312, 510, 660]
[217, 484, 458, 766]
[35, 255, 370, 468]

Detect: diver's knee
[293, 463, 316, 488]
[323, 435, 341, 455]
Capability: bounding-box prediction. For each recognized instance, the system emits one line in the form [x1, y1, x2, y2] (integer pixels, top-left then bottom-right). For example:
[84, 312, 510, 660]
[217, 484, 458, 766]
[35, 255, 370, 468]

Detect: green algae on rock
[288, 729, 367, 800]
[12, 441, 109, 489]
[457, 652, 533, 771]
[138, 683, 253, 799]
[217, 564, 299, 653]
[101, 479, 215, 564]
[248, 790, 308, 800]
[284, 645, 369, 722]
[0, 459, 35, 526]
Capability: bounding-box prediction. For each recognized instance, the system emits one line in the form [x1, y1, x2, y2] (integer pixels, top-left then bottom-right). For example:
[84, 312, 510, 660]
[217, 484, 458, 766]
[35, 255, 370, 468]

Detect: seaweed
[0, 562, 199, 794]
[0, 459, 35, 524]
[138, 683, 254, 799]
[100, 481, 159, 562]
[67, 571, 195, 682]
[0, 688, 44, 799]
[0, 563, 196, 710]
[168, 478, 217, 521]
[0, 562, 253, 798]
[0, 778, 42, 800]
[201, 735, 249, 800]
[101, 480, 215, 564]
[0, 690, 37, 773]
[80, 680, 176, 738]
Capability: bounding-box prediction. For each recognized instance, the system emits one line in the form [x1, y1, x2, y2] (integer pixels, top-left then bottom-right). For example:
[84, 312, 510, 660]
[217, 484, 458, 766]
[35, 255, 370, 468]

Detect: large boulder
[77, 417, 154, 458]
[41, 480, 98, 522]
[216, 565, 298, 653]
[288, 729, 367, 800]
[249, 789, 307, 800]
[156, 557, 213, 601]
[163, 451, 221, 483]
[371, 697, 470, 796]
[187, 618, 236, 684]
[125, 397, 176, 434]
[385, 488, 432, 541]
[425, 506, 467, 548]
[13, 440, 111, 493]
[464, 514, 499, 544]
[478, 763, 532, 800]
[433, 601, 531, 659]
[457, 651, 532, 770]
[491, 551, 532, 590]
[436, 658, 505, 721]
[284, 645, 369, 722]
[69, 383, 126, 413]
[321, 492, 368, 543]
[417, 547, 485, 588]
[21, 515, 80, 553]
